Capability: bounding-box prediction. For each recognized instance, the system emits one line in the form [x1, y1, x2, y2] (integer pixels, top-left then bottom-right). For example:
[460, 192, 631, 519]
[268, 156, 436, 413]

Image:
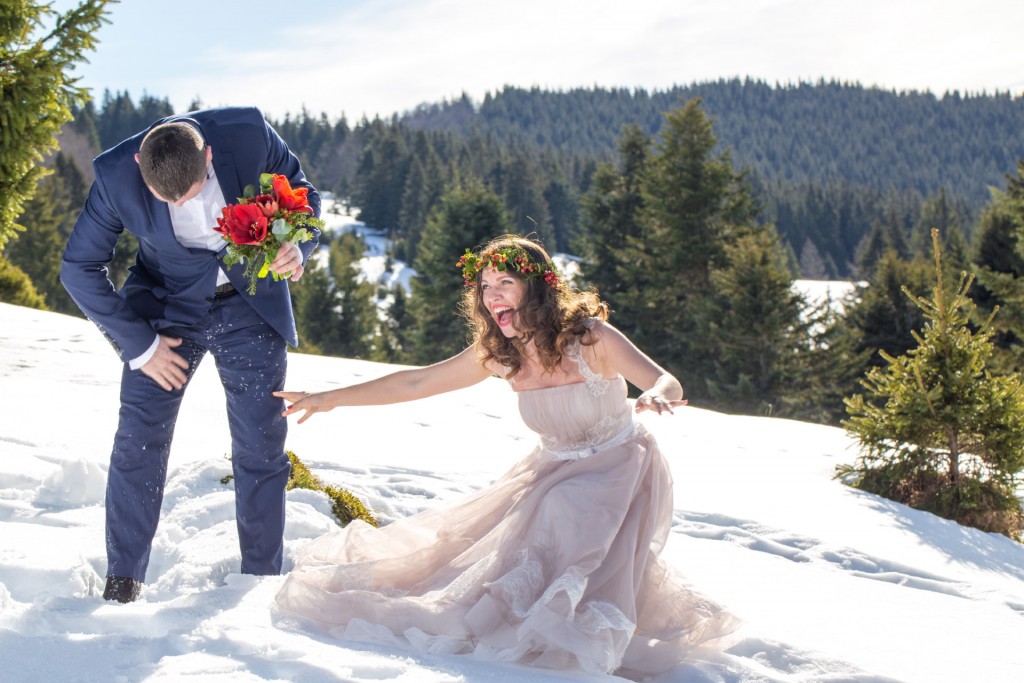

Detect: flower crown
[456, 245, 561, 288]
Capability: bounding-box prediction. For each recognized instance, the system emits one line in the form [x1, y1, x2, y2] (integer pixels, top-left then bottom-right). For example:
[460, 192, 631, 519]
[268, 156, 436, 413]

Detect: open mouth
[494, 307, 515, 328]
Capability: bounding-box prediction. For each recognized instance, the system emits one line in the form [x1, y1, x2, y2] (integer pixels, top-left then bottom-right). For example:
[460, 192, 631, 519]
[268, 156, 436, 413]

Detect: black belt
[213, 282, 238, 299]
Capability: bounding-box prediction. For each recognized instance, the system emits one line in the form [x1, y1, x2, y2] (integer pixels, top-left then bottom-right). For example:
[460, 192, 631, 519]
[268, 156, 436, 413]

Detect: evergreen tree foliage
[842, 230, 1024, 539]
[406, 81, 1022, 215]
[496, 150, 553, 245]
[406, 180, 511, 364]
[394, 132, 445, 263]
[855, 212, 912, 276]
[798, 239, 829, 279]
[291, 261, 338, 356]
[291, 232, 379, 359]
[843, 250, 933, 371]
[69, 100, 100, 149]
[351, 119, 410, 232]
[612, 99, 759, 395]
[576, 124, 649, 306]
[328, 231, 378, 359]
[7, 152, 86, 314]
[912, 188, 971, 259]
[796, 299, 874, 425]
[0, 254, 47, 308]
[639, 98, 758, 290]
[541, 170, 578, 252]
[0, 0, 112, 250]
[971, 162, 1024, 371]
[95, 90, 173, 149]
[700, 227, 810, 416]
[373, 283, 413, 364]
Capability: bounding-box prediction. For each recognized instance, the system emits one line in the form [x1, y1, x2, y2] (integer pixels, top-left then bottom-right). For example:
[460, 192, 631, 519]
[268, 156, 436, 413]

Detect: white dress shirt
[129, 165, 229, 370]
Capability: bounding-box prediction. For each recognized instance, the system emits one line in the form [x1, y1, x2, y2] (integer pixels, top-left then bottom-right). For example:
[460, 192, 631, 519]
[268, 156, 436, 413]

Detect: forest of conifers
[8, 79, 1024, 427]
[56, 79, 1024, 279]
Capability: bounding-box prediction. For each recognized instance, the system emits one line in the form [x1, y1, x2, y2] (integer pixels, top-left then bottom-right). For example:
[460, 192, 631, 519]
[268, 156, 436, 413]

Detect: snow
[2, 295, 1024, 682]
[793, 280, 861, 316]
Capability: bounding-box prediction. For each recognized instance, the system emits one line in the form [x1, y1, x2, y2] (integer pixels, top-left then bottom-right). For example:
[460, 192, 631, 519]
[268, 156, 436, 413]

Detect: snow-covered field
[2, 297, 1023, 682]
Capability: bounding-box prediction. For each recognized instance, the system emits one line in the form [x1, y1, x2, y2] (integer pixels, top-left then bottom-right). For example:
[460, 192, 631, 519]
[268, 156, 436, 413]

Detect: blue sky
[53, 0, 1024, 120]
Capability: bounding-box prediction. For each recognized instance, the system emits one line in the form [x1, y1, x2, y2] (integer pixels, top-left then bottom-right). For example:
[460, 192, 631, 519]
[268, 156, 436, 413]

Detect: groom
[61, 106, 320, 602]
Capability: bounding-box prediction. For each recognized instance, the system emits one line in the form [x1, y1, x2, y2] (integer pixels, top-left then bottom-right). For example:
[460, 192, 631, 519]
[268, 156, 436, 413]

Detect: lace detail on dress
[446, 550, 502, 602]
[566, 326, 611, 397]
[488, 554, 636, 635]
[487, 550, 545, 616]
[577, 600, 636, 636]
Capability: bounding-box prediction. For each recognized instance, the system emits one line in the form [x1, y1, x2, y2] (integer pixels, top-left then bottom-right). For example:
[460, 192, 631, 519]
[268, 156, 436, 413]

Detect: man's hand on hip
[140, 335, 189, 391]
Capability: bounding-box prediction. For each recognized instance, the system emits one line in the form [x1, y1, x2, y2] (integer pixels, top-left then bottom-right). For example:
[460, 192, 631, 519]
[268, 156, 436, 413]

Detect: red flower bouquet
[214, 173, 323, 294]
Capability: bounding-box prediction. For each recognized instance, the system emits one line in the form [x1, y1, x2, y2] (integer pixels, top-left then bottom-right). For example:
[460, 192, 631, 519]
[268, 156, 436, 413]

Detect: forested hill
[43, 82, 1024, 283]
[402, 79, 1024, 208]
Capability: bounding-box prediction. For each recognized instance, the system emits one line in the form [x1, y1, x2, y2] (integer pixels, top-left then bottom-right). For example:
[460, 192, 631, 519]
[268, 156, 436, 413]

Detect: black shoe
[103, 575, 142, 603]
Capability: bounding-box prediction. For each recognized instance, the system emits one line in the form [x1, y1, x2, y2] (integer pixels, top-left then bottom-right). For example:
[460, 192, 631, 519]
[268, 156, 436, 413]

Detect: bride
[272, 234, 736, 678]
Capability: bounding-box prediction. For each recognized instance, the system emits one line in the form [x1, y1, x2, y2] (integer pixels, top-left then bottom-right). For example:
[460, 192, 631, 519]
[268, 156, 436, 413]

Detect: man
[61, 106, 320, 603]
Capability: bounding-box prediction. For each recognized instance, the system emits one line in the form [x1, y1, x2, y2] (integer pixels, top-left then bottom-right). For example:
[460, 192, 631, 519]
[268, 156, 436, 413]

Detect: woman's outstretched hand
[274, 390, 330, 424]
[634, 394, 687, 415]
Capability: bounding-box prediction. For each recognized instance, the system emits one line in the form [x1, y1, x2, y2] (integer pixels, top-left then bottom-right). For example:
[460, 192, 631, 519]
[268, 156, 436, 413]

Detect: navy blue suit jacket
[61, 106, 320, 361]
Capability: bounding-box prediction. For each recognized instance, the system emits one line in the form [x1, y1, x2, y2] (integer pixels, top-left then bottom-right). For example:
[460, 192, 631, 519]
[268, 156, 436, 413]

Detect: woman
[273, 234, 736, 678]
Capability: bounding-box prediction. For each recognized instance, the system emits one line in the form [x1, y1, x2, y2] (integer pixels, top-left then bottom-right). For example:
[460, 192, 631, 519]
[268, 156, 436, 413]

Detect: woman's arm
[588, 321, 686, 415]
[275, 346, 493, 423]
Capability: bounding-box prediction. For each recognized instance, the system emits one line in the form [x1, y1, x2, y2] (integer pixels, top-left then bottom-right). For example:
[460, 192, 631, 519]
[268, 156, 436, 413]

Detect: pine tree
[0, 255, 47, 308]
[637, 98, 758, 290]
[406, 180, 511, 364]
[500, 150, 552, 245]
[855, 210, 912, 277]
[329, 231, 378, 359]
[576, 124, 648, 307]
[373, 283, 414, 364]
[798, 238, 829, 279]
[6, 152, 87, 314]
[911, 188, 970, 259]
[796, 301, 874, 425]
[615, 99, 759, 393]
[395, 134, 445, 264]
[842, 229, 1024, 538]
[699, 227, 810, 416]
[291, 263, 338, 356]
[4, 172, 66, 309]
[844, 250, 933, 370]
[290, 232, 379, 358]
[971, 162, 1024, 371]
[542, 163, 578, 253]
[1, 0, 113, 250]
[351, 120, 409, 233]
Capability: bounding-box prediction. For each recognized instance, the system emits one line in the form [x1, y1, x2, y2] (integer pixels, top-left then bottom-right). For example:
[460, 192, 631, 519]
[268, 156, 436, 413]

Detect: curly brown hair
[459, 234, 608, 378]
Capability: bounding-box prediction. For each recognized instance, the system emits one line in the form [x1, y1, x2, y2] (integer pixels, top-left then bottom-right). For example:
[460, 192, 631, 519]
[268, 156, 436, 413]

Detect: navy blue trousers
[106, 293, 289, 581]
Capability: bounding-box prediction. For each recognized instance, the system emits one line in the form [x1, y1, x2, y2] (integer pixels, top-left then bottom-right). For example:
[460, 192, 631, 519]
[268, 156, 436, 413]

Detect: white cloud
[61, 0, 1024, 118]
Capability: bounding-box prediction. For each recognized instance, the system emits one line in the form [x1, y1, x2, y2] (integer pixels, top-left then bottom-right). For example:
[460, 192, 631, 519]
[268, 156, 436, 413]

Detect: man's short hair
[137, 122, 207, 201]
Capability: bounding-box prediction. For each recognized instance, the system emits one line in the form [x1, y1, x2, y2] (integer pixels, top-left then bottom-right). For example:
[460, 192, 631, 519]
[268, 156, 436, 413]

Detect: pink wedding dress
[274, 334, 736, 677]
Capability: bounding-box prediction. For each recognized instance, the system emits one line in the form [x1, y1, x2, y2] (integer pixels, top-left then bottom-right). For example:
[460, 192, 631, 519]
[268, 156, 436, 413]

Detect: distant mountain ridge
[401, 79, 1024, 208]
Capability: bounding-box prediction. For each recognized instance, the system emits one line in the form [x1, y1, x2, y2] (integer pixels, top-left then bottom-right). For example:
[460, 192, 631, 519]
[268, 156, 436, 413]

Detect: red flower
[215, 203, 268, 245]
[271, 174, 313, 214]
[252, 193, 279, 217]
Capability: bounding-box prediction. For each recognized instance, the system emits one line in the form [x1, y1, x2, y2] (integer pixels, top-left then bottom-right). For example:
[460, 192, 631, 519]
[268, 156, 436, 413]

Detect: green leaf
[271, 218, 290, 238]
